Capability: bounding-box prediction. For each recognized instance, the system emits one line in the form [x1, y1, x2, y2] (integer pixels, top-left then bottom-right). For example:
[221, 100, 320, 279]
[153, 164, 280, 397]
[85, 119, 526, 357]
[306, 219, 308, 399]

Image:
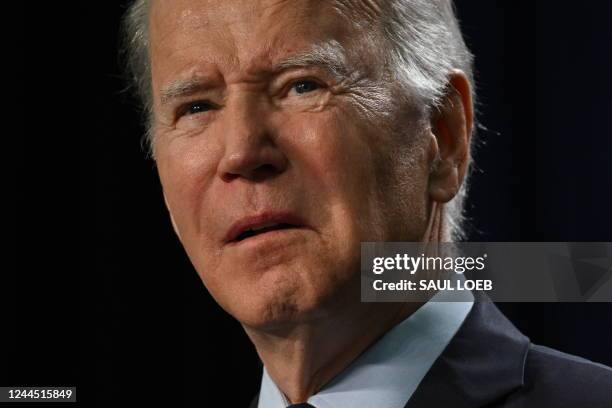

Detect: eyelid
[272, 66, 333, 91]
[176, 99, 218, 118]
[282, 77, 327, 97]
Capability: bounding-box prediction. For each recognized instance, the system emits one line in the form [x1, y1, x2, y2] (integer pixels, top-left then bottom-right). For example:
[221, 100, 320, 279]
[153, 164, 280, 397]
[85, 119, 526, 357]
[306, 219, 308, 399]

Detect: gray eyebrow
[160, 77, 213, 106]
[275, 39, 350, 80]
[159, 40, 351, 106]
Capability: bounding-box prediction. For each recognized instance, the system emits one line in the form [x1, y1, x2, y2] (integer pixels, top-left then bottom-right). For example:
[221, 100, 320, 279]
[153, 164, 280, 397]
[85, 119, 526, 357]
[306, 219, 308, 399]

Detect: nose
[217, 96, 288, 183]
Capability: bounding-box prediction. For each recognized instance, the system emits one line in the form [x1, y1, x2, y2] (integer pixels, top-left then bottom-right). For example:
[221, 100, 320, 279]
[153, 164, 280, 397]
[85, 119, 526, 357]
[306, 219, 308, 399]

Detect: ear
[163, 192, 182, 240]
[428, 69, 474, 203]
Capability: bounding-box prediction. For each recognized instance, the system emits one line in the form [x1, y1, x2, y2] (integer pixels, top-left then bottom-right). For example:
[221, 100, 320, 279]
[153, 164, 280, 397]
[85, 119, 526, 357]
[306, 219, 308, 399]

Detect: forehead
[149, 0, 381, 80]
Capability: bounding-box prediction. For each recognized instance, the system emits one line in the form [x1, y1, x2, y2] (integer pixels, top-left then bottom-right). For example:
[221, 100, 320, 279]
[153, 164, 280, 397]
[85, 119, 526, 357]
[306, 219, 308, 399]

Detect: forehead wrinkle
[205, 0, 357, 79]
[331, 0, 384, 28]
[153, 0, 383, 92]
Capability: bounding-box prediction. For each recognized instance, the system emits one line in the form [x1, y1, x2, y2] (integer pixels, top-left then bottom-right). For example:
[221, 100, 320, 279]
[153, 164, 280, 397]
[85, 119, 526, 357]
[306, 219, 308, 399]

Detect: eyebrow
[159, 40, 350, 106]
[276, 39, 350, 79]
[160, 77, 215, 106]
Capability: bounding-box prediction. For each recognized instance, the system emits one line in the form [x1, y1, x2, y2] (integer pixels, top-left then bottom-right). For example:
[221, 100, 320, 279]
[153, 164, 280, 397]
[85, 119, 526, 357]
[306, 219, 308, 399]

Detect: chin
[244, 283, 318, 329]
[240, 299, 307, 330]
[232, 265, 357, 330]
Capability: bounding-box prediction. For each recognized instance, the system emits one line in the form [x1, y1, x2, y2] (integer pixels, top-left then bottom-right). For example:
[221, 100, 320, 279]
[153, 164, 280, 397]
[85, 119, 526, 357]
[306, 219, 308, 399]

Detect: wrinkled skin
[149, 0, 471, 401]
[150, 0, 430, 327]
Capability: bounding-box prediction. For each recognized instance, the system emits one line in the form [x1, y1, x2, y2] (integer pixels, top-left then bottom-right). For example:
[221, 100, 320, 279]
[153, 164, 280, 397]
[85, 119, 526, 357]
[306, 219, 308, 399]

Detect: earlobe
[428, 70, 473, 203]
[430, 162, 460, 203]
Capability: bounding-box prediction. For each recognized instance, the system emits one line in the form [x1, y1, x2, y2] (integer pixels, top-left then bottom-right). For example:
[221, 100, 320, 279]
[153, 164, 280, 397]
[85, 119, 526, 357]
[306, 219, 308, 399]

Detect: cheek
[286, 112, 368, 189]
[280, 110, 386, 238]
[380, 119, 434, 240]
[155, 136, 221, 240]
[156, 142, 230, 296]
[283, 107, 432, 242]
[387, 143, 431, 240]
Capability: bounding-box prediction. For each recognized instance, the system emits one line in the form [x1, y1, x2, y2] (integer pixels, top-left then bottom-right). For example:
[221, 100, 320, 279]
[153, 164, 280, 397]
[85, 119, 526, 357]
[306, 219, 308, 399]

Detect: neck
[244, 298, 421, 403]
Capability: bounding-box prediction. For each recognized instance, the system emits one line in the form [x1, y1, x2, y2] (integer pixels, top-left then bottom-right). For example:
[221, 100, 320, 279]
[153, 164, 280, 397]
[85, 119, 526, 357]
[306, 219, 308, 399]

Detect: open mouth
[225, 213, 308, 245]
[233, 222, 299, 243]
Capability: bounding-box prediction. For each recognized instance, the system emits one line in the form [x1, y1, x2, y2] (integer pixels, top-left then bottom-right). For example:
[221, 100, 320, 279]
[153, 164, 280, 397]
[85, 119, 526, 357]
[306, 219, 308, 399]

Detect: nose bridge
[227, 91, 266, 144]
[217, 90, 286, 181]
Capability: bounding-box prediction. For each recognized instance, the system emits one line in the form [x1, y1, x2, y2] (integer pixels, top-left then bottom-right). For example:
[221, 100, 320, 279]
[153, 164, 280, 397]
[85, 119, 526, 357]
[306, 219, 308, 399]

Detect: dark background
[9, 1, 612, 407]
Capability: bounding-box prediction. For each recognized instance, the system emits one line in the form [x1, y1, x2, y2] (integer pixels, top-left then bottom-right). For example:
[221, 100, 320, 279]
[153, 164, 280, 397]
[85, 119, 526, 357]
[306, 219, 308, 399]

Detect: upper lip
[224, 212, 308, 243]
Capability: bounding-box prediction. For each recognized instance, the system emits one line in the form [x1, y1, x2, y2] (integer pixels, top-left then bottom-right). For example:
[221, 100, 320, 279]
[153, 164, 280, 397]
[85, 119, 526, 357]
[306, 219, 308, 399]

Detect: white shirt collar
[258, 290, 474, 408]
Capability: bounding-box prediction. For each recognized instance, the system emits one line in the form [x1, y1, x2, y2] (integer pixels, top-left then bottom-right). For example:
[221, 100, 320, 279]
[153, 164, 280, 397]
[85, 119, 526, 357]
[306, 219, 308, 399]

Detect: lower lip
[226, 227, 306, 248]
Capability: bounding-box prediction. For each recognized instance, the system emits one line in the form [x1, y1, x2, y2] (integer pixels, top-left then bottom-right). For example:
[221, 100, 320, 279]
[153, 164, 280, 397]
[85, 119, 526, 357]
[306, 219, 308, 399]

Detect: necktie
[287, 404, 315, 408]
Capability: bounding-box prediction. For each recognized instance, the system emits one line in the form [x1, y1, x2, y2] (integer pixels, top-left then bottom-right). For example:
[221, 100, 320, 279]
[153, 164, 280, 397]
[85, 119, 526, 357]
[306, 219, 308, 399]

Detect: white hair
[379, 1, 475, 241]
[121, 0, 475, 240]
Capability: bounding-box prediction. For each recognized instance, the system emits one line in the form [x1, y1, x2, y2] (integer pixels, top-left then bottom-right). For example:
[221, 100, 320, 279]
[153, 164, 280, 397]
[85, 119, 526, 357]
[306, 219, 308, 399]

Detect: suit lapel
[405, 292, 530, 408]
[248, 393, 259, 408]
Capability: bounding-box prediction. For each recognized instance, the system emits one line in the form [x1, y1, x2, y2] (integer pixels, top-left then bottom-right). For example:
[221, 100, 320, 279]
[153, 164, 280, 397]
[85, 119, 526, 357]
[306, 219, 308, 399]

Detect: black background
[9, 1, 612, 407]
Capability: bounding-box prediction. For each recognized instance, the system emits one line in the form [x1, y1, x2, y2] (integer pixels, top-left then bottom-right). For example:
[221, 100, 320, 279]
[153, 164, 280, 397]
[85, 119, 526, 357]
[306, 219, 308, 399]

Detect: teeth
[249, 222, 279, 232]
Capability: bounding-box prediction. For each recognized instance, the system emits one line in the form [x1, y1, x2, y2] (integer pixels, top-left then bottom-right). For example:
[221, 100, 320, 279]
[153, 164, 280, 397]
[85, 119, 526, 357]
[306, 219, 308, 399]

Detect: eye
[182, 100, 215, 116]
[290, 80, 321, 95]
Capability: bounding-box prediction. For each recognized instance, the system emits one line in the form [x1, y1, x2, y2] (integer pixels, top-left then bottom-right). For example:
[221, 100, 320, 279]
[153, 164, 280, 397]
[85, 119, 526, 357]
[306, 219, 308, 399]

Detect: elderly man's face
[150, 0, 432, 328]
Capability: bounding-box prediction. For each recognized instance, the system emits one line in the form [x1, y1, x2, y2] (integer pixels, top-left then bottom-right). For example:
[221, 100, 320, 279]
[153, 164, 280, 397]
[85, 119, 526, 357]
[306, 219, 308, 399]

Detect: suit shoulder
[528, 344, 612, 377]
[517, 344, 612, 407]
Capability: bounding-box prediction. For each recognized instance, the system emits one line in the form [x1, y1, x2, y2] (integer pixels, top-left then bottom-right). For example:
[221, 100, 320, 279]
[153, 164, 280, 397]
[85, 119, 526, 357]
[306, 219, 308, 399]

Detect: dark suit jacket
[248, 292, 612, 407]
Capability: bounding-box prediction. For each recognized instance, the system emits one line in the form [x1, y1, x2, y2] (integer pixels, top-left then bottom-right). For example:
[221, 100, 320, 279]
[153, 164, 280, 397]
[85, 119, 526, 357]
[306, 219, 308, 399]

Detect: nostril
[221, 172, 240, 183]
[251, 164, 281, 181]
[222, 163, 282, 183]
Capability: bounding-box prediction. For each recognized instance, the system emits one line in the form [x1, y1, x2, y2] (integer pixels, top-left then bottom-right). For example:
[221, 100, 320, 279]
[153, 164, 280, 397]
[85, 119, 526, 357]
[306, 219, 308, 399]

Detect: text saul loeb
[370, 253, 493, 292]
